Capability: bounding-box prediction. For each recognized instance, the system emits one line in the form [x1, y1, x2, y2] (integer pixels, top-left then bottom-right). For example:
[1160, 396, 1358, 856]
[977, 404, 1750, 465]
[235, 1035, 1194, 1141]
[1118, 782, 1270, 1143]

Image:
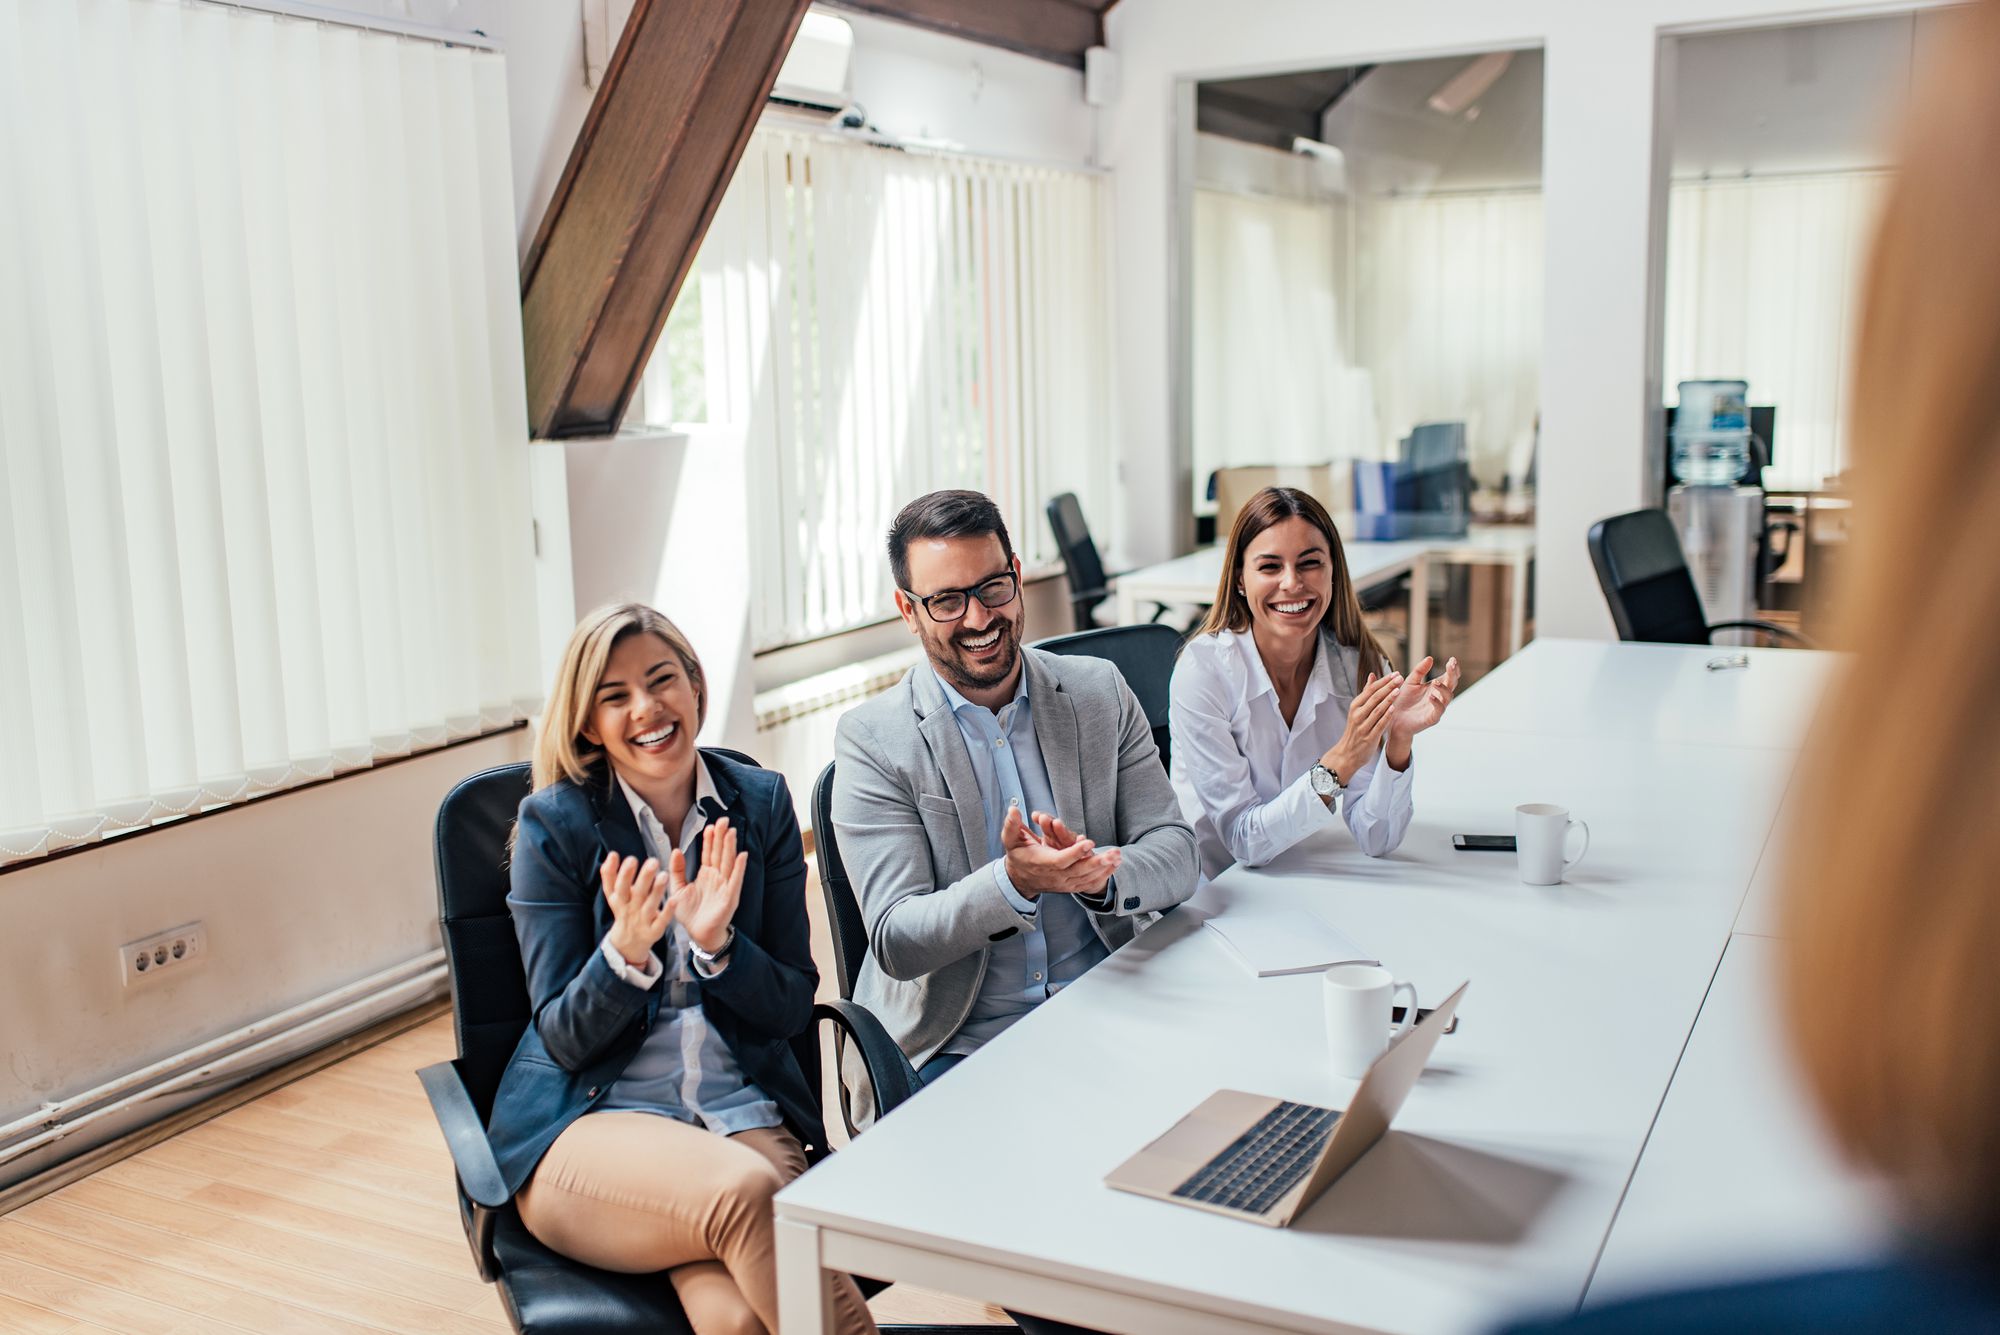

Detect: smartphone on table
[1452, 833, 1516, 852]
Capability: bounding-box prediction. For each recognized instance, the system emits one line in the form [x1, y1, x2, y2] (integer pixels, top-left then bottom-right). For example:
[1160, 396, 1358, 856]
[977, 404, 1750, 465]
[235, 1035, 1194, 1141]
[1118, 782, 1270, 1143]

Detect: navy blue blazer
[1500, 1259, 2000, 1334]
[485, 750, 824, 1196]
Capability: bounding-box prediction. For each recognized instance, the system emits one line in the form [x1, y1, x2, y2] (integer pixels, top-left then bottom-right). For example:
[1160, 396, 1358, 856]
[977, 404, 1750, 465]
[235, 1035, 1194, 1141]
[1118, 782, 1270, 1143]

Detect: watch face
[1312, 765, 1337, 795]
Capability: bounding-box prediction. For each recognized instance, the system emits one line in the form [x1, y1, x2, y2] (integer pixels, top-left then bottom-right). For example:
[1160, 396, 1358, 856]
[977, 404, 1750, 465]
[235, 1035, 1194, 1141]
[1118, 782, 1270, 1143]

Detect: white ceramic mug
[1516, 803, 1590, 885]
[1323, 963, 1418, 1078]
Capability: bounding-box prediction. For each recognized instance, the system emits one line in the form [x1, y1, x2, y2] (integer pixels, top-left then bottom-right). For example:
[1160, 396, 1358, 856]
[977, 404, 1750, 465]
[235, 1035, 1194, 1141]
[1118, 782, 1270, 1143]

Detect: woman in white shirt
[1170, 486, 1461, 879]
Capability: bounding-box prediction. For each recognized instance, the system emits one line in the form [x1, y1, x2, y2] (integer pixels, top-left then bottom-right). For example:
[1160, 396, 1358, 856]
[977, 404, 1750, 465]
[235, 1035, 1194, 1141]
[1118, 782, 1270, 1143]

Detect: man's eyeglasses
[904, 571, 1019, 623]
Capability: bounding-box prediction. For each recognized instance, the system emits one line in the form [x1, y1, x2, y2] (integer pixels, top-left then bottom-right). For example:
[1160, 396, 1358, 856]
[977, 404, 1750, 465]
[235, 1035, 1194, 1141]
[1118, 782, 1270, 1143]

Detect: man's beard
[932, 618, 1019, 693]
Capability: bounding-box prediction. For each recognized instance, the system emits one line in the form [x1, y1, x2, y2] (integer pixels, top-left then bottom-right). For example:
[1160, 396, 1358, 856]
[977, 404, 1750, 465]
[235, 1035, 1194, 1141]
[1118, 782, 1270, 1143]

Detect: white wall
[0, 729, 527, 1183]
[1104, 0, 1948, 639]
[835, 11, 1095, 164]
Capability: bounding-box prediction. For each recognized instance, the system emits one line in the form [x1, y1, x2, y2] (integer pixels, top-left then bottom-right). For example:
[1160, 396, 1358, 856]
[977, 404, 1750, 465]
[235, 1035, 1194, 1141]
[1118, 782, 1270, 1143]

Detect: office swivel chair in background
[1046, 491, 1187, 631]
[420, 759, 976, 1335]
[1588, 509, 1815, 648]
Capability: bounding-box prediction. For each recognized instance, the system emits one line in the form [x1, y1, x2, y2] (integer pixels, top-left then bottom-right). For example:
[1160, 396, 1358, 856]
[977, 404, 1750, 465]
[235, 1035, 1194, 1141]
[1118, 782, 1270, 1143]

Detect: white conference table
[1586, 933, 1883, 1304]
[1439, 638, 1836, 754]
[1113, 526, 1536, 668]
[776, 640, 1829, 1335]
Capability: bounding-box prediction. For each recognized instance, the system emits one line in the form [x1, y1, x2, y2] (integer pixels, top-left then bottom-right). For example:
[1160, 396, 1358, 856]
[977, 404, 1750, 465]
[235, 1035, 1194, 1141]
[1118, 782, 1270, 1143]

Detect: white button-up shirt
[1169, 628, 1415, 880]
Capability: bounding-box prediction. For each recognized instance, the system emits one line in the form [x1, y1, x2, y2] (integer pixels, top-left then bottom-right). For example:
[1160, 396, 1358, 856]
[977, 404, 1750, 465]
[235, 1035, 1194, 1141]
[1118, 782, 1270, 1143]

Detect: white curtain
[656, 127, 1114, 651]
[1663, 173, 1887, 491]
[1353, 190, 1544, 486]
[1192, 187, 1383, 505]
[0, 0, 540, 866]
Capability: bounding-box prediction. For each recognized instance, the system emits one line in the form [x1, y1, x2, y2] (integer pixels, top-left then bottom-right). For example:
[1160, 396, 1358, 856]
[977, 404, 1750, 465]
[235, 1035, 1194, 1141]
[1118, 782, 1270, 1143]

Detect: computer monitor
[1663, 404, 1776, 491]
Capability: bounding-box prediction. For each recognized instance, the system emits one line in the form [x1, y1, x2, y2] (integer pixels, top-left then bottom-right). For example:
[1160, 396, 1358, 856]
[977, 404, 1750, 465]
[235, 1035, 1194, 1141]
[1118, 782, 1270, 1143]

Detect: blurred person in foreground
[1504, 3, 2000, 1330]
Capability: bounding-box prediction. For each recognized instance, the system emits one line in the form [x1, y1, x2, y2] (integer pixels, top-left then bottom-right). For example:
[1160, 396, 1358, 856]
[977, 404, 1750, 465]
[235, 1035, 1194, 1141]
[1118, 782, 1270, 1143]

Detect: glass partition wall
[1182, 49, 1544, 678]
[1656, 12, 1953, 637]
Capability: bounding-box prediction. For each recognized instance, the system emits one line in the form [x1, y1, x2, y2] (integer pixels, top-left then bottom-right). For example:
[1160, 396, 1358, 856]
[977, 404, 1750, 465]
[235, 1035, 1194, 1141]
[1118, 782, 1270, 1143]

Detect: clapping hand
[601, 852, 672, 969]
[667, 817, 749, 956]
[1385, 655, 1461, 764]
[1001, 803, 1120, 898]
[1320, 671, 1402, 795]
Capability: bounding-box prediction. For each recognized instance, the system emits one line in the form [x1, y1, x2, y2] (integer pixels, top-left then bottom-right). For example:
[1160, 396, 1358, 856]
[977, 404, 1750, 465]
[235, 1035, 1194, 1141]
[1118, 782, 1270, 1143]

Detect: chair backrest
[433, 762, 537, 1120]
[1032, 623, 1183, 772]
[431, 747, 778, 1119]
[811, 760, 868, 1001]
[1046, 492, 1108, 630]
[1587, 508, 1712, 644]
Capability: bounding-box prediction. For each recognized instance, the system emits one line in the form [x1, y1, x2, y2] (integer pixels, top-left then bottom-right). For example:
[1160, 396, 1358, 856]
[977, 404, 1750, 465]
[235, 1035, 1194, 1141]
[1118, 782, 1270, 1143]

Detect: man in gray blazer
[833, 489, 1199, 1101]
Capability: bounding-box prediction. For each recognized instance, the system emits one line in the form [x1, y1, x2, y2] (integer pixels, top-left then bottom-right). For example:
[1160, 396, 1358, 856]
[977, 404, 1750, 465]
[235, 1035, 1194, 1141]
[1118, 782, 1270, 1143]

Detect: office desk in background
[776, 641, 1861, 1335]
[1113, 526, 1536, 668]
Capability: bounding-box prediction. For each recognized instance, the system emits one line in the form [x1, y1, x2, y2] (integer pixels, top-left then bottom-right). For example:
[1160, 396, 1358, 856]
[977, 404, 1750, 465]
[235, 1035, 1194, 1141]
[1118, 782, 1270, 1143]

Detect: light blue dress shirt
[596, 760, 783, 1135]
[930, 664, 1111, 1056]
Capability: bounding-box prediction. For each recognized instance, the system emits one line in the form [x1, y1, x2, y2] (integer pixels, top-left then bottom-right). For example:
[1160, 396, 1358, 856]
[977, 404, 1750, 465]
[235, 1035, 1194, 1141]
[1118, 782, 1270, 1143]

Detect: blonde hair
[532, 603, 708, 792]
[1780, 0, 2000, 1252]
[1197, 486, 1390, 675]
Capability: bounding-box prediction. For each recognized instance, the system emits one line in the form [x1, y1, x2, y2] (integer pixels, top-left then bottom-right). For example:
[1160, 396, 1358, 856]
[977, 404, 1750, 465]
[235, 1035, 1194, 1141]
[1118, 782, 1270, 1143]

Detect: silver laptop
[1104, 980, 1470, 1227]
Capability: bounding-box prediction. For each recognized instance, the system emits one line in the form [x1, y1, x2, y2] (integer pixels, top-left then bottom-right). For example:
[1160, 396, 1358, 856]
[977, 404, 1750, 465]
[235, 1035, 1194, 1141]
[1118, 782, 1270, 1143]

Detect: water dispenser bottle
[1671, 379, 1750, 486]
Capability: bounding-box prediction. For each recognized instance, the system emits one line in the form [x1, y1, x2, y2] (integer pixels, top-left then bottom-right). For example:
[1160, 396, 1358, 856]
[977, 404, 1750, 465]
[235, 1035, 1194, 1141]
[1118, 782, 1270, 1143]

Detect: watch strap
[690, 924, 736, 964]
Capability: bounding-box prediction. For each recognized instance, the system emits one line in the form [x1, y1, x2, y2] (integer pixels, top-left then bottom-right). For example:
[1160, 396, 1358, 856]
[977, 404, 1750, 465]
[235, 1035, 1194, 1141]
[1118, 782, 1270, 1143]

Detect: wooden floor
[0, 1014, 1007, 1332]
[0, 869, 1008, 1331]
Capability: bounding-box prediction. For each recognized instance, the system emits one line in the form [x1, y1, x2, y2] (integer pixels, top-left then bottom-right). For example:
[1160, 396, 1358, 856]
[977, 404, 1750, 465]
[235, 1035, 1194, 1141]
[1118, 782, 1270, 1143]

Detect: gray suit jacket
[832, 646, 1198, 1108]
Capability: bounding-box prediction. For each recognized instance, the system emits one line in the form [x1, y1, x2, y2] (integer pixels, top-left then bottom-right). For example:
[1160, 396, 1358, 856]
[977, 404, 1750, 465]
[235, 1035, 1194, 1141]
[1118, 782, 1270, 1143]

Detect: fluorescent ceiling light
[1427, 52, 1512, 116]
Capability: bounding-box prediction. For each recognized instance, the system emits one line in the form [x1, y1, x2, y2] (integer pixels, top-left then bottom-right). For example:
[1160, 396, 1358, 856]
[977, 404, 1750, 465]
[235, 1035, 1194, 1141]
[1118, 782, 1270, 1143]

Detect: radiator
[754, 647, 922, 833]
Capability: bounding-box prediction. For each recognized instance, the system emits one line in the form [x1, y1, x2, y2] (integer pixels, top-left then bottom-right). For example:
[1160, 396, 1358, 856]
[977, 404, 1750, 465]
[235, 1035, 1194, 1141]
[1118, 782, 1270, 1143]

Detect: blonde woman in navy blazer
[486, 603, 875, 1335]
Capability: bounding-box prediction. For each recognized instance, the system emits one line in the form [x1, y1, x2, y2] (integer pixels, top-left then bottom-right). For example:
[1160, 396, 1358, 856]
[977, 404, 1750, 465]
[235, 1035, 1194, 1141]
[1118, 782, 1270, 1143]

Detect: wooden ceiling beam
[822, 0, 1103, 69]
[520, 0, 810, 439]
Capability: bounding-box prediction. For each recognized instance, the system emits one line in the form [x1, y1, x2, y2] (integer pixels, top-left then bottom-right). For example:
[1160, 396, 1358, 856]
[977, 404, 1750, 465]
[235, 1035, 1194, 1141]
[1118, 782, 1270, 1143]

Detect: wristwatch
[1309, 762, 1345, 798]
[690, 925, 736, 968]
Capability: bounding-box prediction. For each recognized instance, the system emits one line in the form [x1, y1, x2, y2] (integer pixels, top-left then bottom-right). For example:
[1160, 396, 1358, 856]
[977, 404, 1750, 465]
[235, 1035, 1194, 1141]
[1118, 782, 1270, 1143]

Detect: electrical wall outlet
[120, 922, 207, 988]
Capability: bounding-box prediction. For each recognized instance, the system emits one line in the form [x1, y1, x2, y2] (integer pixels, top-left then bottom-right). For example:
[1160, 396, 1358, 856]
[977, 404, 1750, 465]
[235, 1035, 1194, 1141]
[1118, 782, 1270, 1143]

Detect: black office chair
[1031, 623, 1182, 774]
[1045, 492, 1113, 631]
[1046, 491, 1179, 631]
[811, 760, 873, 1007]
[418, 756, 950, 1334]
[1587, 509, 1815, 648]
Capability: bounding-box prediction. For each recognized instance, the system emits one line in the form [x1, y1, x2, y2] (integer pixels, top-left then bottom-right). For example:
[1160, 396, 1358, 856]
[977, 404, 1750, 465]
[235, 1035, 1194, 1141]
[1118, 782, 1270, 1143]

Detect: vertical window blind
[653, 127, 1115, 651]
[1191, 179, 1544, 494]
[1192, 187, 1384, 505]
[0, 0, 540, 866]
[1354, 190, 1545, 485]
[1663, 173, 1888, 491]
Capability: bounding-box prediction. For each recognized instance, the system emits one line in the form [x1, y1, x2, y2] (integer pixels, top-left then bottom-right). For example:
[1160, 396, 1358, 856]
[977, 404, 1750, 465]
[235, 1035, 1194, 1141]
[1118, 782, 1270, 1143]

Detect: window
[643, 126, 1115, 650]
[0, 1, 539, 865]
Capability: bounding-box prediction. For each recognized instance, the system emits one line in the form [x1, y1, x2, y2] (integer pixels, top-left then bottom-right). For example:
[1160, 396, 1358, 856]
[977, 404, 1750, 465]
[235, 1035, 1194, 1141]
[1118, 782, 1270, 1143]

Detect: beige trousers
[516, 1111, 876, 1335]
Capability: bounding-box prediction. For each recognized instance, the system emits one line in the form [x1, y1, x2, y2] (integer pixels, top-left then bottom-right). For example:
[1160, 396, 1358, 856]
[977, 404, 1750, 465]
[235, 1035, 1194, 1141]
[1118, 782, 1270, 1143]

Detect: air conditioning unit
[772, 10, 854, 111]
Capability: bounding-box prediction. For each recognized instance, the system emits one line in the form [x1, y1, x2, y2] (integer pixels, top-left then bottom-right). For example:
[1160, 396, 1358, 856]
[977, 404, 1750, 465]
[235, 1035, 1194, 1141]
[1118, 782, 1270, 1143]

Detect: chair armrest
[418, 1061, 511, 1208]
[813, 999, 921, 1125]
[1709, 620, 1818, 649]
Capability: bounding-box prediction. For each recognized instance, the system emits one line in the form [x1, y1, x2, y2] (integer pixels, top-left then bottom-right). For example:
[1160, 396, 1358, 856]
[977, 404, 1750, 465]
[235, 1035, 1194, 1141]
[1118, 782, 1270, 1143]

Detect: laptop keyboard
[1171, 1100, 1340, 1215]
